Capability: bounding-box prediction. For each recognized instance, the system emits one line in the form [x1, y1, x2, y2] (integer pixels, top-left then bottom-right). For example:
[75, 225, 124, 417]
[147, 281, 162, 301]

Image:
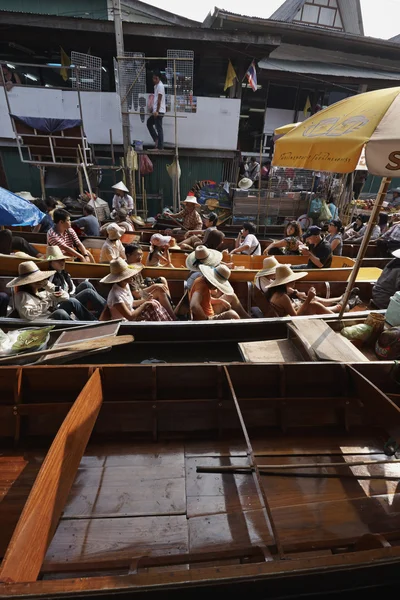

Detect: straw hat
[45, 246, 68, 261]
[186, 245, 222, 271]
[255, 256, 280, 279]
[199, 263, 233, 295]
[267, 265, 307, 289]
[182, 196, 200, 205]
[16, 191, 38, 202]
[150, 233, 171, 247]
[7, 261, 55, 288]
[107, 223, 124, 240]
[100, 257, 142, 284]
[112, 181, 129, 193]
[238, 178, 253, 190]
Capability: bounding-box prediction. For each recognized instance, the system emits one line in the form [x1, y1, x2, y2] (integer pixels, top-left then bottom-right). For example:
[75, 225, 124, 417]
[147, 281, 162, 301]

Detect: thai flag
[246, 62, 257, 92]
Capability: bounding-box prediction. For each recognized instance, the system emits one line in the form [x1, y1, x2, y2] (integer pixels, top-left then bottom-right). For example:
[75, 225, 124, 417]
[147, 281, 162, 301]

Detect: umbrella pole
[338, 176, 391, 318]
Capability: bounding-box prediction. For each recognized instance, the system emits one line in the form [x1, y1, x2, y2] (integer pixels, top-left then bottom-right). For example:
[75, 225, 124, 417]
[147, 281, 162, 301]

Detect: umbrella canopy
[273, 86, 400, 176]
[0, 187, 44, 226]
[273, 122, 301, 141]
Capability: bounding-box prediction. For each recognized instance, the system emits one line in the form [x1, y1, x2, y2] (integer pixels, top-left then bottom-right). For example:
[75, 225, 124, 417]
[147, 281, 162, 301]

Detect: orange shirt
[189, 277, 214, 318]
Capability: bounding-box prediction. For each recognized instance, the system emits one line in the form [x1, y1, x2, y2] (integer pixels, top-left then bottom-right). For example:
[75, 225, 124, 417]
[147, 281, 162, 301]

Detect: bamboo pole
[338, 176, 391, 318]
[39, 167, 46, 200]
[78, 145, 100, 224]
[173, 58, 180, 212]
[110, 128, 116, 185]
[77, 166, 84, 197]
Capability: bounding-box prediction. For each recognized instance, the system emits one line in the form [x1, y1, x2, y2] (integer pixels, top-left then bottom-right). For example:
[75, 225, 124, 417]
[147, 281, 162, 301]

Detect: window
[293, 1, 343, 30]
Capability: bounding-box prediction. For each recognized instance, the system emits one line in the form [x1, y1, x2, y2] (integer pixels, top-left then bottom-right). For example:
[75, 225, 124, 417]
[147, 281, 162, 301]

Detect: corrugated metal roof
[270, 0, 305, 22]
[259, 57, 400, 80]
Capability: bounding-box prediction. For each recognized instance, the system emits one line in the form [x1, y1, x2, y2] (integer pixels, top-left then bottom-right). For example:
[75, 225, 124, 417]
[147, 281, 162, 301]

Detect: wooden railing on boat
[0, 363, 400, 597]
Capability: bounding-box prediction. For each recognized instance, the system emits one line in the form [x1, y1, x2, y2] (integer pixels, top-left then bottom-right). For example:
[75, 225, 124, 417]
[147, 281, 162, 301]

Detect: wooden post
[39, 166, 46, 200]
[338, 176, 391, 318]
[110, 128, 116, 185]
[77, 166, 84, 197]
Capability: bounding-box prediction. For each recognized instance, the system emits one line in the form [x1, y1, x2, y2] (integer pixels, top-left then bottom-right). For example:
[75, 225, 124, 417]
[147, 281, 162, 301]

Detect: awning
[11, 116, 82, 134]
[0, 187, 44, 226]
[258, 57, 400, 81]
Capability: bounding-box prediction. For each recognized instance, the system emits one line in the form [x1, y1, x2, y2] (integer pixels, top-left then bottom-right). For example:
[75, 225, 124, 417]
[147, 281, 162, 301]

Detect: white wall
[0, 88, 240, 151]
[129, 96, 240, 151]
[263, 108, 296, 134]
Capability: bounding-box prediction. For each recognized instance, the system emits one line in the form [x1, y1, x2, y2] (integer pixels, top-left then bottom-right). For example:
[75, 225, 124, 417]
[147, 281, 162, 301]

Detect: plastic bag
[140, 154, 153, 175]
[308, 197, 322, 220]
[341, 324, 373, 343]
[319, 200, 333, 222]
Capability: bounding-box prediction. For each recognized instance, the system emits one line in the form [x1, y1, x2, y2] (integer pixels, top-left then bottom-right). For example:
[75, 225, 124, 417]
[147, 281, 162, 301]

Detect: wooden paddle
[0, 334, 134, 364]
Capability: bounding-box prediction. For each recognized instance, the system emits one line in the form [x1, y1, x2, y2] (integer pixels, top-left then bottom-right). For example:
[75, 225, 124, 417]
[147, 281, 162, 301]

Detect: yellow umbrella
[272, 86, 400, 316]
[273, 122, 301, 139]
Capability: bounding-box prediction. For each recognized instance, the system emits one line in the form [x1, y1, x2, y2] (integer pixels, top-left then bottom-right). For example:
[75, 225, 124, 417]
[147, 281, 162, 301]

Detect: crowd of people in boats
[1, 180, 400, 322]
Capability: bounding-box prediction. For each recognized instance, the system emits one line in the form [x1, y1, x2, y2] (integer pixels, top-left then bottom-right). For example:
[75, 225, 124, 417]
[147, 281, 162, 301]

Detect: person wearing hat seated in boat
[166, 196, 203, 233]
[101, 258, 172, 322]
[186, 245, 223, 292]
[264, 222, 302, 256]
[294, 226, 332, 269]
[111, 181, 134, 216]
[100, 224, 126, 263]
[146, 234, 176, 268]
[255, 257, 280, 293]
[189, 263, 249, 321]
[46, 246, 106, 318]
[72, 204, 100, 237]
[114, 208, 135, 232]
[264, 266, 344, 318]
[125, 244, 175, 319]
[231, 222, 261, 256]
[0, 229, 44, 259]
[47, 209, 94, 263]
[179, 212, 219, 251]
[7, 261, 97, 321]
[372, 248, 400, 309]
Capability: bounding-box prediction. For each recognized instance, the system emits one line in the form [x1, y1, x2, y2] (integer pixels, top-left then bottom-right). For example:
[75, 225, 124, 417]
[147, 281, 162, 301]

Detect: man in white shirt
[147, 71, 166, 149]
[231, 222, 261, 255]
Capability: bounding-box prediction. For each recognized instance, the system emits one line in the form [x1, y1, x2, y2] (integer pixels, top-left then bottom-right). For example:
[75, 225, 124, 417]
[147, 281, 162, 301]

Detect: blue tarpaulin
[11, 115, 82, 134]
[0, 187, 44, 226]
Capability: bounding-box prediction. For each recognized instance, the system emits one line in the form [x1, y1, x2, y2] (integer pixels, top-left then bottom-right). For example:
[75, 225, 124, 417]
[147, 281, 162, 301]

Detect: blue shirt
[73, 215, 100, 236]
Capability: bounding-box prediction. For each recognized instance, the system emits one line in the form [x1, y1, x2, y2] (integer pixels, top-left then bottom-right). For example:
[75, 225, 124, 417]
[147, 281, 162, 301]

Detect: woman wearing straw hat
[111, 181, 134, 216]
[254, 256, 279, 293]
[189, 263, 249, 320]
[146, 234, 177, 268]
[264, 265, 344, 318]
[7, 261, 97, 321]
[100, 258, 172, 322]
[166, 196, 203, 232]
[100, 224, 126, 263]
[185, 245, 222, 291]
[46, 246, 106, 318]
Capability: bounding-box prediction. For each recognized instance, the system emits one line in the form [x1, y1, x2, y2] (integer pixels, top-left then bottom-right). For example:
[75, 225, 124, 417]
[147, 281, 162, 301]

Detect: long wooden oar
[196, 458, 399, 473]
[0, 335, 134, 364]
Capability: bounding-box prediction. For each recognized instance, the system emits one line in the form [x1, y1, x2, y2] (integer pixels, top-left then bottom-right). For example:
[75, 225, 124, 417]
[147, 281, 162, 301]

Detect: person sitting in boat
[115, 208, 135, 232]
[0, 229, 44, 259]
[47, 209, 94, 263]
[295, 226, 332, 270]
[111, 181, 134, 216]
[0, 292, 9, 317]
[100, 224, 126, 263]
[146, 234, 176, 267]
[264, 221, 302, 256]
[165, 196, 203, 232]
[189, 263, 249, 320]
[255, 256, 279, 293]
[325, 219, 343, 256]
[7, 261, 97, 321]
[46, 246, 106, 319]
[179, 212, 219, 251]
[343, 215, 364, 241]
[264, 266, 344, 318]
[372, 249, 400, 309]
[347, 217, 381, 244]
[186, 245, 223, 292]
[72, 205, 100, 237]
[376, 220, 400, 256]
[231, 222, 261, 256]
[101, 257, 172, 322]
[124, 244, 176, 320]
[33, 200, 54, 234]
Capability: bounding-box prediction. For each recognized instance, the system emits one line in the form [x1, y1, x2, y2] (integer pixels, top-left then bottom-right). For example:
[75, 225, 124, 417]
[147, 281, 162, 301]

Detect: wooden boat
[1, 249, 382, 283]
[0, 361, 399, 598]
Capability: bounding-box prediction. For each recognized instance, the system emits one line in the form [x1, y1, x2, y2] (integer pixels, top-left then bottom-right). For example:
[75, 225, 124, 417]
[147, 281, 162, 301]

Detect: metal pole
[338, 176, 391, 318]
[110, 128, 116, 185]
[112, 0, 131, 155]
[173, 58, 180, 212]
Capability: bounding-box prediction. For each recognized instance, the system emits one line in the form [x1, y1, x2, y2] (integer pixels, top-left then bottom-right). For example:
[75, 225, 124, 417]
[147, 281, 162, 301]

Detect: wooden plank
[251, 432, 386, 456]
[185, 440, 247, 457]
[0, 369, 103, 583]
[188, 509, 274, 553]
[186, 457, 262, 518]
[44, 515, 188, 567]
[291, 320, 368, 362]
[239, 340, 302, 363]
[348, 366, 400, 441]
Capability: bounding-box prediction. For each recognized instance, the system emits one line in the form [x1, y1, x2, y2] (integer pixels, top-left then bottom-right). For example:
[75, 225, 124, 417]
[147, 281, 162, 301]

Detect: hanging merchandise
[319, 200, 333, 222]
[166, 157, 181, 181]
[308, 197, 322, 222]
[140, 154, 153, 175]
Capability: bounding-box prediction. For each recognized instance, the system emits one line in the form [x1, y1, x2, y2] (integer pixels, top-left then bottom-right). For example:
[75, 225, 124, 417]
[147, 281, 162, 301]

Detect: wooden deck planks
[44, 515, 189, 566]
[186, 457, 262, 518]
[239, 340, 303, 363]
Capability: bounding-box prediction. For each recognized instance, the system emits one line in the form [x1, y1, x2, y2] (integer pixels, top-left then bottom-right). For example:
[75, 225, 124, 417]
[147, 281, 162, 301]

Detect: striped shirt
[47, 227, 80, 250]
